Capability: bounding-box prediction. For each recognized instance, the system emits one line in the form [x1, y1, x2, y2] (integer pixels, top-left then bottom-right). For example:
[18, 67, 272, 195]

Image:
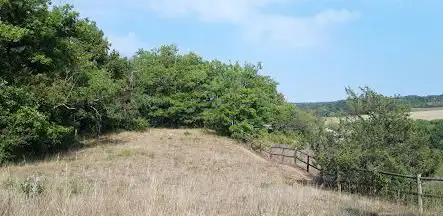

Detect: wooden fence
[267, 144, 320, 174]
[261, 144, 443, 216]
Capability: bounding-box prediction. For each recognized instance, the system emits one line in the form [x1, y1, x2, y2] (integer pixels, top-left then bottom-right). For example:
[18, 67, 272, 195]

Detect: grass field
[0, 129, 424, 216]
[409, 108, 443, 120]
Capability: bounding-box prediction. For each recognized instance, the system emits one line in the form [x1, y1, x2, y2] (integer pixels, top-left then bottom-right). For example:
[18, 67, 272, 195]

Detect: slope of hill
[295, 94, 443, 117]
[0, 129, 417, 216]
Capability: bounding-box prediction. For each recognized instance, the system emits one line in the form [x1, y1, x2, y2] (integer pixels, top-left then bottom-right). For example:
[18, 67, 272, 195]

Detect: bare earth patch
[0, 129, 422, 216]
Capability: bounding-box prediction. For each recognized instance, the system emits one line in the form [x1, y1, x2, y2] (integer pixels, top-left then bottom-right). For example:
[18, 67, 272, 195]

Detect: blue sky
[60, 0, 443, 102]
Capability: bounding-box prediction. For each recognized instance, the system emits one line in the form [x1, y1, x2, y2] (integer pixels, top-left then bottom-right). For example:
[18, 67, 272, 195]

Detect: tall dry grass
[0, 129, 424, 216]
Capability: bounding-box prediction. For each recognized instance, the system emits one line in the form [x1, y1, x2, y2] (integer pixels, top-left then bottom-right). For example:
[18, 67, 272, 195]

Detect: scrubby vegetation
[312, 87, 442, 202]
[415, 119, 443, 151]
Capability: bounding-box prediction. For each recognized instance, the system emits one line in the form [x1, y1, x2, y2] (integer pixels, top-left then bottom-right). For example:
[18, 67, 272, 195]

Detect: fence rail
[261, 144, 443, 216]
[269, 145, 320, 173]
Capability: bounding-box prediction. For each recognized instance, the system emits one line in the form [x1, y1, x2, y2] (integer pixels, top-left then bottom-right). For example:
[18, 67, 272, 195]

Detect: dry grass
[409, 109, 443, 120]
[0, 129, 424, 216]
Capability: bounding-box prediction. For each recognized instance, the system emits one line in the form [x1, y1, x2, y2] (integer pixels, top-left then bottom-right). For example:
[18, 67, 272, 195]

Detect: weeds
[19, 176, 44, 198]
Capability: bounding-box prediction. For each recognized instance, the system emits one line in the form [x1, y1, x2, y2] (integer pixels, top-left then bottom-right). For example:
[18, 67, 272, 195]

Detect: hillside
[295, 94, 443, 117]
[0, 129, 417, 216]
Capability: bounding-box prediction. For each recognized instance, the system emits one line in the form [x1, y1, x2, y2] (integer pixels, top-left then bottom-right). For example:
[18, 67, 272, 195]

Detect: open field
[411, 107, 443, 112]
[409, 109, 443, 120]
[0, 129, 426, 216]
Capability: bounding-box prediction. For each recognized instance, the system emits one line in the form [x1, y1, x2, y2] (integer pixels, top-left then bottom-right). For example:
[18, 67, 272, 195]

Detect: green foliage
[312, 87, 442, 197]
[0, 0, 146, 163]
[415, 119, 443, 150]
[19, 176, 44, 198]
[131, 45, 307, 143]
[295, 100, 348, 117]
[0, 81, 75, 162]
[261, 131, 304, 147]
[202, 61, 289, 139]
[132, 45, 210, 127]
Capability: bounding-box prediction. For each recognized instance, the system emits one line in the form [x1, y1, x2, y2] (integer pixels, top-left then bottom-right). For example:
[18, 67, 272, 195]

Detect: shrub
[19, 176, 45, 198]
[313, 87, 441, 198]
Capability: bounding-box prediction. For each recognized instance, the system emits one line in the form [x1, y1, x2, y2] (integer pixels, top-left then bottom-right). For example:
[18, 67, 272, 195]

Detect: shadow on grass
[1, 130, 134, 167]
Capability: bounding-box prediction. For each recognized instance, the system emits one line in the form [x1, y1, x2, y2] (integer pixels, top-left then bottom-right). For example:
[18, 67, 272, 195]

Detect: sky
[58, 0, 443, 102]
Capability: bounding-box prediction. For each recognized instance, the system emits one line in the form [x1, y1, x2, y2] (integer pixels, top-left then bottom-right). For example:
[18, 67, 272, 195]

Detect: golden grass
[409, 110, 443, 120]
[0, 129, 424, 216]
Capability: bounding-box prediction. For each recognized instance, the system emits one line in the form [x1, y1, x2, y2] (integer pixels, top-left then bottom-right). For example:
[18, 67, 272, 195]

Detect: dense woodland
[295, 94, 443, 117]
[1, 0, 442, 201]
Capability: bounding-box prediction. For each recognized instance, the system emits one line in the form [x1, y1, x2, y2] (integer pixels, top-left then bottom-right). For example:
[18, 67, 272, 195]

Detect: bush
[19, 176, 45, 198]
[0, 83, 75, 163]
[313, 87, 441, 198]
[131, 117, 150, 131]
[229, 120, 255, 141]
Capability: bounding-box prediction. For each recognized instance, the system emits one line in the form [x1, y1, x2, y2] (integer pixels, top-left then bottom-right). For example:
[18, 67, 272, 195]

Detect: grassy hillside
[0, 129, 419, 216]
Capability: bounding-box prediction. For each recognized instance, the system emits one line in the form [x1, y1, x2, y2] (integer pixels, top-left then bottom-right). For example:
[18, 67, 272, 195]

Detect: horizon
[59, 0, 443, 103]
[295, 93, 443, 104]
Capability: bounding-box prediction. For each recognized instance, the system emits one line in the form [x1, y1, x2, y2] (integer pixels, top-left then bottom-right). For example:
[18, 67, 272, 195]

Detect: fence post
[417, 174, 423, 216]
[281, 147, 285, 163]
[337, 167, 342, 193]
[259, 142, 262, 153]
[306, 155, 310, 173]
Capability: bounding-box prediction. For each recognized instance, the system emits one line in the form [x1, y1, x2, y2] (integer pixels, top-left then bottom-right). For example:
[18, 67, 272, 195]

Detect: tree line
[296, 94, 443, 117]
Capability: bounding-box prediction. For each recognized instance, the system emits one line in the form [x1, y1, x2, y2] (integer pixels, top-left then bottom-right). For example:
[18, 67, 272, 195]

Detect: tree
[0, 0, 145, 162]
[132, 45, 211, 127]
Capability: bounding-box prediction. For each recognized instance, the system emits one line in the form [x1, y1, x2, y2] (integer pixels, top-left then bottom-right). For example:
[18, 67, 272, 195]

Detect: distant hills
[295, 94, 443, 117]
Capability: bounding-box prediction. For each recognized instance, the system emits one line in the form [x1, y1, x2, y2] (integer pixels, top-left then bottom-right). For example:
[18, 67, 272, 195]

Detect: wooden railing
[267, 144, 320, 174]
[261, 143, 443, 216]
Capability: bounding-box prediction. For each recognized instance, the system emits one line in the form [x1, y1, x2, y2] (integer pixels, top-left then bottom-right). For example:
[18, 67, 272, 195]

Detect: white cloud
[139, 0, 360, 49]
[61, 0, 360, 52]
[143, 0, 278, 22]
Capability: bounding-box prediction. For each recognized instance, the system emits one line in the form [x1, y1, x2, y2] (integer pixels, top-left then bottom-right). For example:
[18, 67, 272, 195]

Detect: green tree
[0, 0, 146, 162]
[132, 45, 211, 127]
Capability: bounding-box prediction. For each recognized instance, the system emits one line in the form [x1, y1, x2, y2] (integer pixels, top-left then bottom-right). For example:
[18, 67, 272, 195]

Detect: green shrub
[263, 132, 304, 147]
[313, 87, 441, 198]
[19, 176, 44, 198]
[131, 117, 150, 131]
